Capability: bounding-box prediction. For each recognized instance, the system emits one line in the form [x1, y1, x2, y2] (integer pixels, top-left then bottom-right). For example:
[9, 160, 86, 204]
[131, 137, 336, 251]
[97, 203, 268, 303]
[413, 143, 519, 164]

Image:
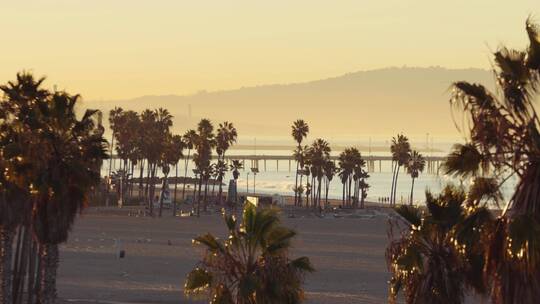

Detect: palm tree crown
[185, 204, 314, 303]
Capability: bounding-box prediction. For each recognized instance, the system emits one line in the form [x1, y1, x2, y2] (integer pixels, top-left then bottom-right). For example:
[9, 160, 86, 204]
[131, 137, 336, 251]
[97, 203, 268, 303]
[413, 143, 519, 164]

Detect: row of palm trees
[0, 73, 108, 304]
[108, 107, 181, 216]
[388, 19, 540, 304]
[108, 109, 240, 217]
[389, 134, 426, 205]
[290, 120, 370, 209]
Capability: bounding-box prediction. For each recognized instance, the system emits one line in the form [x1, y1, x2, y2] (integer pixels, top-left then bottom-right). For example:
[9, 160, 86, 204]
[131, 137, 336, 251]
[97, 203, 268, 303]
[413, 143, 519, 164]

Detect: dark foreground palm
[444, 19, 540, 304]
[185, 204, 314, 304]
[387, 185, 492, 304]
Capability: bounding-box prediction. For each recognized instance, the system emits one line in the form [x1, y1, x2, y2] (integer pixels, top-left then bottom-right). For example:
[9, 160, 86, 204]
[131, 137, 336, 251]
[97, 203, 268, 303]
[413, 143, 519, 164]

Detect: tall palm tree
[293, 145, 308, 207]
[390, 134, 411, 205]
[108, 107, 123, 176]
[229, 160, 244, 205]
[323, 160, 337, 208]
[291, 120, 309, 206]
[441, 19, 540, 304]
[216, 122, 238, 205]
[112, 110, 139, 204]
[352, 158, 369, 209]
[26, 91, 107, 304]
[338, 153, 350, 207]
[338, 147, 363, 207]
[0, 72, 48, 303]
[193, 119, 215, 216]
[185, 203, 314, 303]
[308, 139, 331, 209]
[166, 135, 184, 216]
[405, 150, 425, 205]
[182, 129, 197, 202]
[140, 109, 158, 212]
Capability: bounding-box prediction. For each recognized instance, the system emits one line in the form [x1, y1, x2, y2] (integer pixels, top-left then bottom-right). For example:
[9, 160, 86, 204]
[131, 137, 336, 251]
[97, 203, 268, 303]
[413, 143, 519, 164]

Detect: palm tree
[405, 150, 425, 205]
[352, 158, 369, 209]
[291, 120, 309, 206]
[441, 19, 540, 303]
[182, 129, 197, 202]
[193, 119, 215, 216]
[323, 160, 337, 208]
[23, 91, 107, 304]
[112, 110, 139, 204]
[293, 145, 308, 207]
[108, 107, 123, 176]
[229, 160, 243, 205]
[307, 139, 331, 209]
[184, 203, 314, 303]
[390, 134, 411, 205]
[140, 109, 158, 212]
[387, 185, 490, 304]
[305, 182, 311, 207]
[170, 135, 185, 215]
[0, 72, 48, 303]
[338, 147, 363, 207]
[216, 122, 238, 205]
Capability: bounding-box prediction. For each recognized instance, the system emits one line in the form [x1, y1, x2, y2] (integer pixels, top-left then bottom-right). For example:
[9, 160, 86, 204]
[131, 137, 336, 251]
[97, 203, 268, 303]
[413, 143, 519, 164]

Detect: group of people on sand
[378, 197, 391, 204]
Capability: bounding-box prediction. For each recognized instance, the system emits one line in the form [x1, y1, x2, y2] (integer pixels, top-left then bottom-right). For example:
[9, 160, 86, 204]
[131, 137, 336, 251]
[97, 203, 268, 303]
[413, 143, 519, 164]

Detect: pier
[108, 154, 446, 175]
[215, 154, 446, 174]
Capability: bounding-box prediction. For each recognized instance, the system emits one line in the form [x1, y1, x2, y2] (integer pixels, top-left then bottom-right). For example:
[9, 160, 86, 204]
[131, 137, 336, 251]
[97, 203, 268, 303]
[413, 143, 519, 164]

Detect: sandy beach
[57, 205, 392, 304]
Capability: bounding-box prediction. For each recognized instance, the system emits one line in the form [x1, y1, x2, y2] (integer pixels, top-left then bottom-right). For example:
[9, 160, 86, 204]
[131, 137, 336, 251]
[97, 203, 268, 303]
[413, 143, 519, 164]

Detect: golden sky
[0, 1, 536, 100]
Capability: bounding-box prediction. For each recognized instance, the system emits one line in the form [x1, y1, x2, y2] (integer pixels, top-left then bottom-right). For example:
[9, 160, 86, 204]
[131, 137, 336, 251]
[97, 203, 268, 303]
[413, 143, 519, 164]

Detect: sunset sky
[0, 1, 536, 100]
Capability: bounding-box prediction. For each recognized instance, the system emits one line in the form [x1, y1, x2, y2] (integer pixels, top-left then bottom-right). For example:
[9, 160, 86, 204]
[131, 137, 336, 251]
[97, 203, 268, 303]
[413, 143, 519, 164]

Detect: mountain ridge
[87, 66, 493, 140]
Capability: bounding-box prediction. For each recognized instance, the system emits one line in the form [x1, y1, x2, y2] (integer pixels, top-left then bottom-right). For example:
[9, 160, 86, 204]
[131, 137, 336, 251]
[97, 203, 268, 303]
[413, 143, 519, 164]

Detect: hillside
[87, 67, 493, 140]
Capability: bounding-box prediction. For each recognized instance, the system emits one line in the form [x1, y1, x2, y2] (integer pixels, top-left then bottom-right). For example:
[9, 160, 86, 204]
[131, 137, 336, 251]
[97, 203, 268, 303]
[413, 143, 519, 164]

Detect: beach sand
[57, 205, 392, 304]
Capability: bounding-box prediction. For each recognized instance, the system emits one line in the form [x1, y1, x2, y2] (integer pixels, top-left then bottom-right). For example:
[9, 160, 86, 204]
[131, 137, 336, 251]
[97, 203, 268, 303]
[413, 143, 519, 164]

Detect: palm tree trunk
[294, 159, 300, 206]
[37, 243, 59, 304]
[12, 226, 23, 299]
[26, 239, 38, 304]
[13, 226, 30, 304]
[149, 164, 157, 216]
[145, 161, 151, 202]
[390, 162, 398, 206]
[0, 227, 14, 304]
[298, 171, 304, 207]
[325, 179, 330, 208]
[393, 166, 401, 205]
[342, 182, 345, 207]
[211, 177, 217, 199]
[410, 177, 415, 205]
[360, 186, 366, 209]
[108, 134, 114, 177]
[138, 158, 145, 200]
[217, 155, 225, 206]
[196, 174, 203, 217]
[192, 174, 198, 203]
[356, 180, 361, 208]
[129, 162, 135, 199]
[33, 243, 43, 304]
[348, 176, 352, 207]
[204, 178, 209, 211]
[182, 149, 191, 201]
[173, 163, 178, 216]
[159, 173, 168, 217]
[311, 175, 315, 206]
[317, 178, 322, 211]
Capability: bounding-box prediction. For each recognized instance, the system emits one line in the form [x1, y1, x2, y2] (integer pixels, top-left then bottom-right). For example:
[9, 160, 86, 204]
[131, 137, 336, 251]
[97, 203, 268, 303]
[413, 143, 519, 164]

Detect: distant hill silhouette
[88, 67, 493, 140]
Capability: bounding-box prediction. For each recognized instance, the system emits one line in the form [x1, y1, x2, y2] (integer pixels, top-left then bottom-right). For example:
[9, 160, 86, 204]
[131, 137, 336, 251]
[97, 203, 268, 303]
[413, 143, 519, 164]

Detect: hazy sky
[0, 1, 536, 100]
